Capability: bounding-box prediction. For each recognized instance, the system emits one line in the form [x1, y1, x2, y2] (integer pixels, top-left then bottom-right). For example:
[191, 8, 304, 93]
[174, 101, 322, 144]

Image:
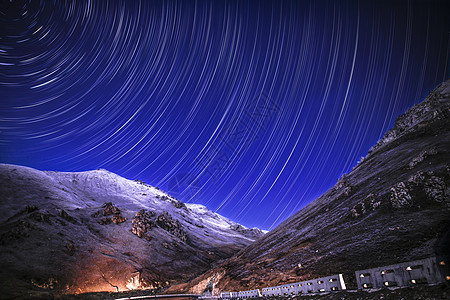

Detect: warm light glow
[126, 274, 140, 290]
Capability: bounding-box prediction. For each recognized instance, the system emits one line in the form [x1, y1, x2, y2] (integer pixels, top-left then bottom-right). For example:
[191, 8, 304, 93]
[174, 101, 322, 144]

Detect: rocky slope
[0, 165, 264, 298]
[173, 79, 450, 294]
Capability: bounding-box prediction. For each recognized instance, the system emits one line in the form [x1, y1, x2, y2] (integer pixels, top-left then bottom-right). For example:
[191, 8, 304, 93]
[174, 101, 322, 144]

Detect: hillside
[172, 79, 450, 294]
[0, 165, 264, 298]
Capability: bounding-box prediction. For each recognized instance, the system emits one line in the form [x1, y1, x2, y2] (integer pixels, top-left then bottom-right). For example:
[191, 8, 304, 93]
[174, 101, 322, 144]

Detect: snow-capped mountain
[0, 164, 264, 297]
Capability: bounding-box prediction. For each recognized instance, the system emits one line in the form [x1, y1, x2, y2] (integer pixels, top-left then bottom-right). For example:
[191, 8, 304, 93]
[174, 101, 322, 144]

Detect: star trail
[0, 0, 449, 230]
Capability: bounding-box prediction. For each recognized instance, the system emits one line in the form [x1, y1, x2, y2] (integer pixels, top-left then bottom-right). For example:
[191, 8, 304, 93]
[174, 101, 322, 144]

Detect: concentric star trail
[0, 0, 448, 230]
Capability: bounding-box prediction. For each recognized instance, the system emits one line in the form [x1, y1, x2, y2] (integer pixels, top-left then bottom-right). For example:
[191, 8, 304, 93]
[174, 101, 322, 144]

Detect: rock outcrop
[92, 202, 128, 225]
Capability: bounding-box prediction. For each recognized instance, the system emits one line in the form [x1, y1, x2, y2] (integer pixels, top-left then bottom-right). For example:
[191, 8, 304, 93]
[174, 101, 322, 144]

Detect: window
[411, 278, 428, 284]
[406, 265, 423, 271]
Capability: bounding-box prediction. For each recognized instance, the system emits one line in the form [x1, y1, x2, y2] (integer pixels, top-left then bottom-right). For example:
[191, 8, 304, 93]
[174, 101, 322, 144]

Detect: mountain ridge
[0, 163, 264, 297]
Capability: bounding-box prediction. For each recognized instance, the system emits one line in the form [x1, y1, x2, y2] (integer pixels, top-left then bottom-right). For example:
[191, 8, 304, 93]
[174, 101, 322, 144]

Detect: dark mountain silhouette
[171, 79, 450, 295]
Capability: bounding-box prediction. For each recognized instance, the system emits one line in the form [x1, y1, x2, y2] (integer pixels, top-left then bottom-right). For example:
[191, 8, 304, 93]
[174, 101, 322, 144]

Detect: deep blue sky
[0, 0, 449, 230]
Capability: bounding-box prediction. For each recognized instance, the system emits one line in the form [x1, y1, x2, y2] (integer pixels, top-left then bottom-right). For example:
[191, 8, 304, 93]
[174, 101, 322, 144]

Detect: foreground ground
[9, 283, 448, 300]
[287, 284, 449, 299]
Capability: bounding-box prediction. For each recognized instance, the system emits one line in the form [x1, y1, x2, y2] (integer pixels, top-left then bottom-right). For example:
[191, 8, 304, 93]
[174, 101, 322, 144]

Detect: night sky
[0, 0, 449, 230]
